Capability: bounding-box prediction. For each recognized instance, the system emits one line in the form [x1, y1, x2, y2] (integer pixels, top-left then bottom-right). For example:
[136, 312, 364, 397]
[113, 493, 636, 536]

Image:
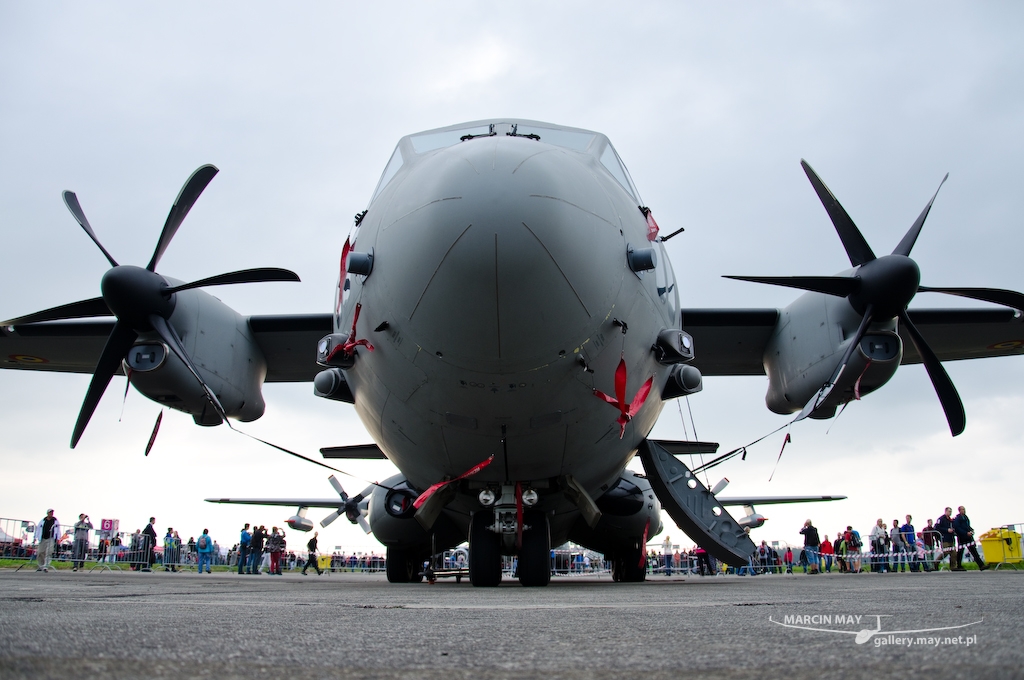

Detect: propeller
[726, 160, 1024, 436]
[0, 165, 301, 447]
[320, 475, 371, 533]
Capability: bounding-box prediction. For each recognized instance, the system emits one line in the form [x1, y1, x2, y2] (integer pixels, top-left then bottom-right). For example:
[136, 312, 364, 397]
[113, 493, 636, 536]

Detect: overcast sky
[1, 3, 1022, 557]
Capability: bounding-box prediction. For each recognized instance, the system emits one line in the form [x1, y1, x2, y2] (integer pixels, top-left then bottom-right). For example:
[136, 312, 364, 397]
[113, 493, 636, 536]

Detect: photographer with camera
[72, 513, 93, 571]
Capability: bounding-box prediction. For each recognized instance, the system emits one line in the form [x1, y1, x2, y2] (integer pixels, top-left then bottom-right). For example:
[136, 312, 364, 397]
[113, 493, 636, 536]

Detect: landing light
[478, 489, 497, 506]
[521, 488, 539, 506]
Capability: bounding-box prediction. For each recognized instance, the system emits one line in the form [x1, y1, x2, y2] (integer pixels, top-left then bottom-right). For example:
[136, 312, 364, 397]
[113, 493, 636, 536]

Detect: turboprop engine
[762, 291, 902, 418]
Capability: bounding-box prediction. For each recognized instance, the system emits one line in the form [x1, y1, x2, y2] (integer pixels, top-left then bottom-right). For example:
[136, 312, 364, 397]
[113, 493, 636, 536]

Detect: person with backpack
[196, 529, 214, 574]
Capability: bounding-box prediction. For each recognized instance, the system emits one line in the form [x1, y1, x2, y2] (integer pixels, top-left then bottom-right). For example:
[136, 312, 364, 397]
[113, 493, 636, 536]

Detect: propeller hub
[850, 255, 920, 318]
[100, 265, 175, 330]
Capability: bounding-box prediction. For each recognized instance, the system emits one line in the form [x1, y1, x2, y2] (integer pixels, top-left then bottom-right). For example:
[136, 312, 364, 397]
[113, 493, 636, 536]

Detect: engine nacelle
[738, 512, 767, 530]
[763, 292, 902, 417]
[125, 287, 268, 425]
[366, 474, 463, 551]
[286, 508, 314, 533]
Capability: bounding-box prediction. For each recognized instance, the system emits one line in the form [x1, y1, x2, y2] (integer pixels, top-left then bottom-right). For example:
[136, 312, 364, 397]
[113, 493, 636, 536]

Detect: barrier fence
[6, 514, 1020, 574]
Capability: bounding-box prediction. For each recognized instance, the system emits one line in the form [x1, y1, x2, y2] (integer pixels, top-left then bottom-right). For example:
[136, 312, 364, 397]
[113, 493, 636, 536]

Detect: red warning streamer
[593, 355, 654, 439]
[412, 454, 496, 510]
[144, 411, 163, 457]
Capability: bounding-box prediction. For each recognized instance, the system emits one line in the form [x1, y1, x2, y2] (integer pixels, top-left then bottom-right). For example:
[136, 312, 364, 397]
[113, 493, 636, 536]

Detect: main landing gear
[385, 546, 424, 583]
[469, 504, 551, 587]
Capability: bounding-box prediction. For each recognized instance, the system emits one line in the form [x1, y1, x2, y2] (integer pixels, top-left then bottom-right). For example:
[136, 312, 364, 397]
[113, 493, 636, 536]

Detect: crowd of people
[14, 505, 999, 576]
[751, 506, 989, 575]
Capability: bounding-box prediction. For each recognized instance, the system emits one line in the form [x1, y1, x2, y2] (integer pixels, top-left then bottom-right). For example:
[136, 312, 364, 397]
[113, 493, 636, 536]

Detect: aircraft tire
[469, 511, 502, 587]
[385, 547, 423, 583]
[613, 540, 647, 583]
[517, 510, 551, 587]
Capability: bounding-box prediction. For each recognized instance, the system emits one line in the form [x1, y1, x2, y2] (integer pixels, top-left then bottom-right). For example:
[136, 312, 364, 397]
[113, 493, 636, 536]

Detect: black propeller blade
[723, 275, 860, 298]
[164, 267, 300, 294]
[727, 161, 1022, 436]
[1, 297, 110, 327]
[71, 322, 138, 448]
[146, 164, 219, 272]
[898, 309, 965, 436]
[63, 191, 119, 268]
[800, 160, 875, 266]
[28, 165, 302, 447]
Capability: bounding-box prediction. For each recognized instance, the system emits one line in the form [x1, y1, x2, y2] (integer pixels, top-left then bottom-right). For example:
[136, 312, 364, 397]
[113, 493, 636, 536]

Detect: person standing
[142, 517, 157, 572]
[921, 518, 940, 570]
[34, 509, 61, 572]
[196, 529, 214, 574]
[869, 519, 889, 573]
[163, 528, 179, 572]
[935, 507, 958, 570]
[890, 519, 908, 572]
[819, 535, 834, 573]
[302, 532, 323, 575]
[954, 506, 988, 571]
[237, 523, 251, 575]
[901, 515, 918, 572]
[267, 527, 284, 575]
[248, 525, 266, 574]
[72, 514, 93, 572]
[662, 535, 673, 576]
[800, 520, 820, 574]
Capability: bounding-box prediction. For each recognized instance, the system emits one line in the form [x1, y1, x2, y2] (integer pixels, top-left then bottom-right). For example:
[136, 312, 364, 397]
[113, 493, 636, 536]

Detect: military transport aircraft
[3, 119, 1024, 587]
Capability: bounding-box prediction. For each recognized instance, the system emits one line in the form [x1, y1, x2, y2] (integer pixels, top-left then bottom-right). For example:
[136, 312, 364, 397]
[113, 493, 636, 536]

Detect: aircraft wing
[0, 313, 332, 381]
[205, 497, 342, 508]
[716, 495, 847, 506]
[5, 308, 1020, 380]
[247, 314, 332, 382]
[682, 307, 1024, 376]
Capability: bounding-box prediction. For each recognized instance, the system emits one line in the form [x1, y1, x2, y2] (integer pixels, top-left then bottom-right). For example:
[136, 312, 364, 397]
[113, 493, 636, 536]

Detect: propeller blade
[801, 160, 876, 267]
[793, 306, 875, 423]
[918, 285, 1024, 312]
[356, 514, 371, 534]
[327, 475, 348, 500]
[2, 297, 110, 326]
[146, 165, 219, 272]
[723, 275, 860, 298]
[148, 314, 228, 424]
[164, 268, 301, 295]
[898, 310, 965, 436]
[63, 191, 119, 268]
[71, 321, 138, 448]
[320, 509, 343, 528]
[892, 174, 948, 257]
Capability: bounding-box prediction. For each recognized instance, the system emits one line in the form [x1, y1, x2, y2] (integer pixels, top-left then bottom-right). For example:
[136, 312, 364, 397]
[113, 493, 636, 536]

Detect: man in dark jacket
[935, 507, 958, 570]
[800, 520, 820, 574]
[142, 517, 157, 572]
[954, 506, 988, 571]
[248, 525, 267, 574]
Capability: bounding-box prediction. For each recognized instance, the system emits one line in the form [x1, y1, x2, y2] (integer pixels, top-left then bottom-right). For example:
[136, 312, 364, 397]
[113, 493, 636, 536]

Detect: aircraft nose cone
[373, 136, 626, 371]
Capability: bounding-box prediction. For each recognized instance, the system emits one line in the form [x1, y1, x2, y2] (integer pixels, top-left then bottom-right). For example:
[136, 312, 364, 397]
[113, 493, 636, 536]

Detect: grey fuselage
[336, 120, 681, 545]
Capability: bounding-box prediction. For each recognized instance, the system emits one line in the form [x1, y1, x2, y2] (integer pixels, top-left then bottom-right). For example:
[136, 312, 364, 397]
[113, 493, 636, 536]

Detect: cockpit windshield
[372, 120, 640, 204]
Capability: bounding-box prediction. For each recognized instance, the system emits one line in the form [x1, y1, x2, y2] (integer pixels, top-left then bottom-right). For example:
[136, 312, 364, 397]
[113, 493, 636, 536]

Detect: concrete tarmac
[1, 567, 1022, 679]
